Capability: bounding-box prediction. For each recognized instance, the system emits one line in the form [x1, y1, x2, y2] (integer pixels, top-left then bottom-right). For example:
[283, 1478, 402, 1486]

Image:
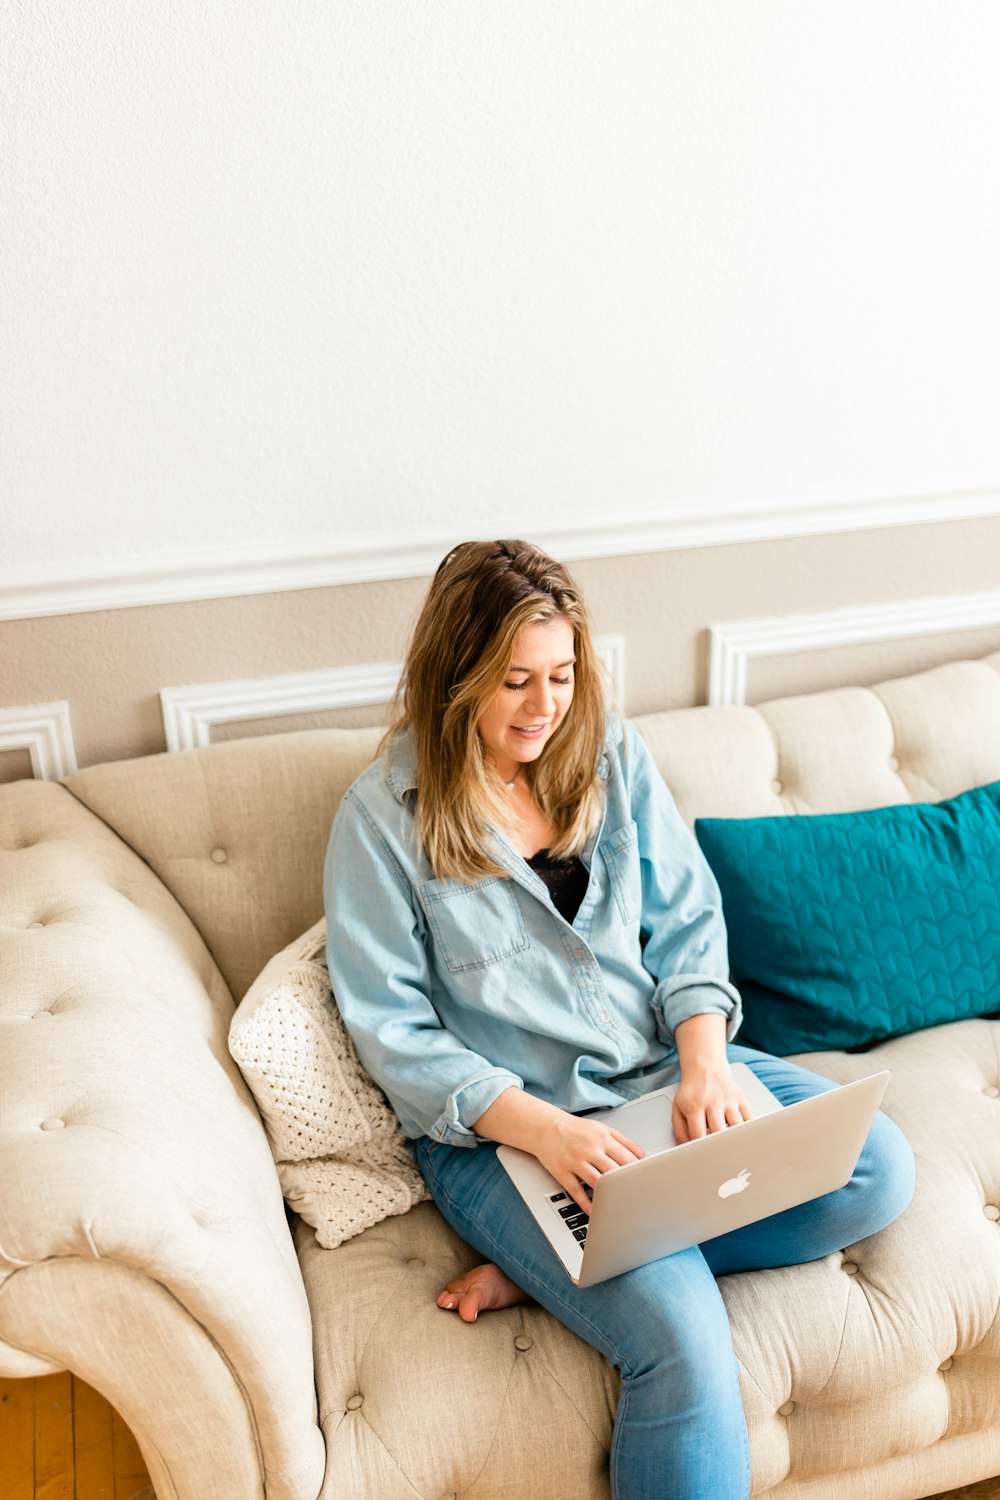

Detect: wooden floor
[0, 1372, 153, 1500]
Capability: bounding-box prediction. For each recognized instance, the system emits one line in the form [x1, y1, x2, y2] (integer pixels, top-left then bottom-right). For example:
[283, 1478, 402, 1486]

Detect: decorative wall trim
[598, 634, 626, 710]
[708, 589, 1000, 706]
[0, 701, 78, 780]
[161, 637, 627, 752]
[161, 662, 402, 751]
[4, 487, 1000, 623]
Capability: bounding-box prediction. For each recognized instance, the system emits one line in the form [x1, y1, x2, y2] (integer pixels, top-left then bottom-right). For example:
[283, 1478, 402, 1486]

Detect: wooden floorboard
[33, 1370, 74, 1500]
[0, 1372, 152, 1500]
[73, 1374, 116, 1498]
[0, 1373, 35, 1500]
[110, 1402, 149, 1500]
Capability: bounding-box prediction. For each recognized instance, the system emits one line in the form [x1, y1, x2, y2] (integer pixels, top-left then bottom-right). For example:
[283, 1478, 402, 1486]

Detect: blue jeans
[413, 1045, 916, 1500]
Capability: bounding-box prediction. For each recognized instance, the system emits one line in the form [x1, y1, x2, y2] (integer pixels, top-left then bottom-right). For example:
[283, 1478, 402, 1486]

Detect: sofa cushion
[633, 650, 1000, 826]
[228, 918, 429, 1249]
[694, 780, 1000, 1054]
[62, 726, 382, 1001]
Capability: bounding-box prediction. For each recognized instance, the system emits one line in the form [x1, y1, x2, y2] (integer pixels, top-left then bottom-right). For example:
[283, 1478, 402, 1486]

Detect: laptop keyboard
[547, 1186, 593, 1244]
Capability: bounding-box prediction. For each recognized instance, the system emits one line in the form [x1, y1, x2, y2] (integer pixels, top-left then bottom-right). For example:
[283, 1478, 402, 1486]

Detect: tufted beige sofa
[2, 649, 1000, 1500]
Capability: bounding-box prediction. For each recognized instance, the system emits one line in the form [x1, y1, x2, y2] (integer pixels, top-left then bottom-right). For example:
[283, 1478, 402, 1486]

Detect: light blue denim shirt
[323, 714, 742, 1147]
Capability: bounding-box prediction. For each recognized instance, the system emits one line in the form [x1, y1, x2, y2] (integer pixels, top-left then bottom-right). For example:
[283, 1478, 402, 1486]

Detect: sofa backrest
[636, 649, 1000, 824]
[62, 650, 1000, 1002]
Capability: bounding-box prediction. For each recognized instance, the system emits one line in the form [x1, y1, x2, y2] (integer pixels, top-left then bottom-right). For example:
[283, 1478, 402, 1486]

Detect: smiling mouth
[512, 724, 549, 734]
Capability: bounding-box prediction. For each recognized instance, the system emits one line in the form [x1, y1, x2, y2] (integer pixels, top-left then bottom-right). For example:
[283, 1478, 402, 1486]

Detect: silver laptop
[497, 1064, 890, 1287]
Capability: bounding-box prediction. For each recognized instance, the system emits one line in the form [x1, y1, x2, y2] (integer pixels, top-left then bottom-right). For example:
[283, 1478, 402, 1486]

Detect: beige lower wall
[3, 514, 1000, 775]
[0, 748, 34, 786]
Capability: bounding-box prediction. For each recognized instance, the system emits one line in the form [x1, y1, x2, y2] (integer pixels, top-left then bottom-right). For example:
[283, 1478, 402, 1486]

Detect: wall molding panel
[4, 487, 1000, 623]
[708, 588, 1000, 706]
[598, 635, 626, 713]
[161, 637, 627, 752]
[161, 662, 402, 751]
[0, 701, 78, 780]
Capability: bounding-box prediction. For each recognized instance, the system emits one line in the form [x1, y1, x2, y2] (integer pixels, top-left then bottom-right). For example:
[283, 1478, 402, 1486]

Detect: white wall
[4, 1, 1000, 583]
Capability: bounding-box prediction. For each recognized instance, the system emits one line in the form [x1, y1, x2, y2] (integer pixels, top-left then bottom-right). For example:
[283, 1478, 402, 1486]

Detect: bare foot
[436, 1261, 535, 1322]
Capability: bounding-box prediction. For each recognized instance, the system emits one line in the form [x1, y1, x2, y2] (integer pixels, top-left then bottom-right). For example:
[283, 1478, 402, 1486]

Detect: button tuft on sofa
[40, 1117, 65, 1130]
[406, 1257, 424, 1268]
[514, 1335, 533, 1352]
[889, 755, 901, 772]
[841, 1260, 859, 1275]
[345, 1395, 364, 1410]
[983, 1205, 1000, 1222]
[772, 779, 784, 795]
[778, 1400, 795, 1417]
[28, 920, 44, 928]
[33, 1009, 54, 1019]
[984, 1085, 999, 1098]
[939, 1358, 954, 1372]
[210, 848, 228, 864]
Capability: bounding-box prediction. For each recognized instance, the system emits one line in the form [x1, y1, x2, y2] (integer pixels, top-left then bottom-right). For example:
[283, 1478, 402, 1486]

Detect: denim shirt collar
[385, 729, 420, 803]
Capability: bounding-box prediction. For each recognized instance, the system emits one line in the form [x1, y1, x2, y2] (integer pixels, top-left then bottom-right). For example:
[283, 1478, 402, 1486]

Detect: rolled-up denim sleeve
[323, 793, 523, 1147]
[624, 723, 743, 1048]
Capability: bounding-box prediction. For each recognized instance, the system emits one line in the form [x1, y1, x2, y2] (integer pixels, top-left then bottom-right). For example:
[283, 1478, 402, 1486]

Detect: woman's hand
[671, 1013, 753, 1143]
[533, 1112, 646, 1217]
[671, 1063, 753, 1144]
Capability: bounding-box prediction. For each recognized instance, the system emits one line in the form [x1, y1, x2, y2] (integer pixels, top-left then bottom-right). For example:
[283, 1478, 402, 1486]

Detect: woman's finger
[604, 1137, 642, 1167]
[557, 1173, 592, 1218]
[672, 1101, 690, 1144]
[608, 1127, 646, 1159]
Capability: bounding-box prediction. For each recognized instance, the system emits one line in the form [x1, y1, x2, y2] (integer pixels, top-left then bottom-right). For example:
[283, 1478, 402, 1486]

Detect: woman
[323, 539, 914, 1500]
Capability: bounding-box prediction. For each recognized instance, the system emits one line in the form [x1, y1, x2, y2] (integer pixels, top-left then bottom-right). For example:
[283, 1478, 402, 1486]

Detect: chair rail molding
[0, 701, 78, 780]
[5, 487, 1000, 622]
[708, 589, 1000, 706]
[161, 637, 626, 752]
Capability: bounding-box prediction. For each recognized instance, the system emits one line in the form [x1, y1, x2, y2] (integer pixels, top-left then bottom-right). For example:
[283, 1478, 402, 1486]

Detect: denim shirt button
[599, 1011, 611, 1024]
[574, 947, 587, 962]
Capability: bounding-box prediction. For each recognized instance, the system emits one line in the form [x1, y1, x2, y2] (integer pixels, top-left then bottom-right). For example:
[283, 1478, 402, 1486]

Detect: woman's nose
[526, 681, 556, 715]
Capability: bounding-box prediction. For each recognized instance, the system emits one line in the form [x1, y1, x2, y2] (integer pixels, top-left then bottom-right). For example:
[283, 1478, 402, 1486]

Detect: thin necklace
[504, 770, 520, 792]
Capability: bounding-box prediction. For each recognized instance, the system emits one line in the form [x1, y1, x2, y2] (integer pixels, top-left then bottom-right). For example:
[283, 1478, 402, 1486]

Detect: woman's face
[477, 615, 576, 781]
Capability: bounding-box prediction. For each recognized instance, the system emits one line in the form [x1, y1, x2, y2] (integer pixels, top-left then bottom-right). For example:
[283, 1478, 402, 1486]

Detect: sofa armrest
[0, 780, 325, 1500]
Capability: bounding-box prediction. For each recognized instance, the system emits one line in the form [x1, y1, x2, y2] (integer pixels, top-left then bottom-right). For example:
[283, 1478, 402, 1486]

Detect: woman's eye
[503, 676, 573, 691]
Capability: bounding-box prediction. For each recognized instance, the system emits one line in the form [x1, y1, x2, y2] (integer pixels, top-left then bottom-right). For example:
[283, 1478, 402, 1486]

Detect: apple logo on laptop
[718, 1168, 751, 1199]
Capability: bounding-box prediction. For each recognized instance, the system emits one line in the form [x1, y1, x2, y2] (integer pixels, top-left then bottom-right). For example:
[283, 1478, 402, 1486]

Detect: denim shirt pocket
[602, 820, 642, 924]
[418, 875, 530, 973]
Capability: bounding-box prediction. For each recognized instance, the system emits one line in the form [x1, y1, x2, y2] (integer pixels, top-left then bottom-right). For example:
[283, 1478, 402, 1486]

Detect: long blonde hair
[385, 539, 608, 882]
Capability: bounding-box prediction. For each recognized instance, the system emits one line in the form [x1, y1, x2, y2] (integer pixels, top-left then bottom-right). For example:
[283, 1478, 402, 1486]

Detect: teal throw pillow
[694, 779, 1000, 1055]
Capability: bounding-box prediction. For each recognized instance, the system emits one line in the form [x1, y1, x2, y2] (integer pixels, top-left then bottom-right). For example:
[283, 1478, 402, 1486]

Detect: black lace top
[526, 849, 589, 925]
